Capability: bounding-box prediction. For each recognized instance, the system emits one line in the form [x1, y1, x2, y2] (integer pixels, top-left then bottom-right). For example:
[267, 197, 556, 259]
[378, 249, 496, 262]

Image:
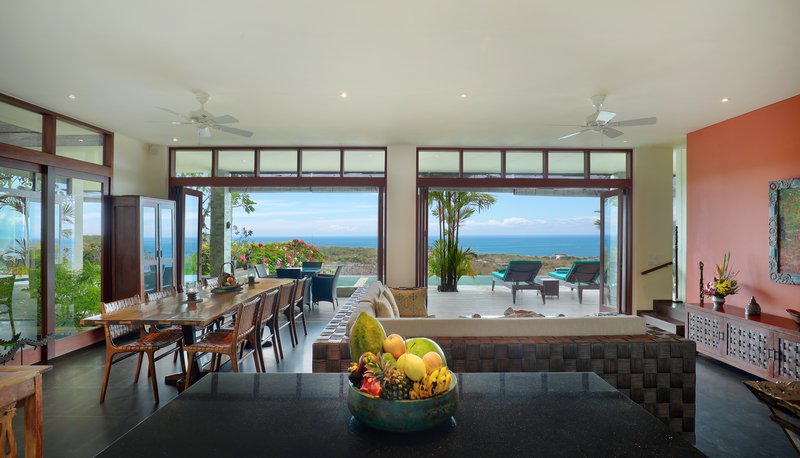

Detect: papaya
[349, 312, 386, 360]
[405, 337, 447, 366]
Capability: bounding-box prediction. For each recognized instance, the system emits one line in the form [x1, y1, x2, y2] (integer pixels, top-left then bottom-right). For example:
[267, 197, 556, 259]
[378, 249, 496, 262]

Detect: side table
[542, 279, 560, 299]
[0, 365, 51, 457]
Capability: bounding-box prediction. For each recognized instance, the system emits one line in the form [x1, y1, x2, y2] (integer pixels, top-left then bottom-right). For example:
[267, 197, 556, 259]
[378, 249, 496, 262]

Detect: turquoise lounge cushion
[491, 271, 506, 280]
[548, 270, 569, 281]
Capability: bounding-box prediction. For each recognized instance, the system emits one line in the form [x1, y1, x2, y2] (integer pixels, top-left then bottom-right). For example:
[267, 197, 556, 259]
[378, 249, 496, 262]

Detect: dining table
[81, 278, 293, 387]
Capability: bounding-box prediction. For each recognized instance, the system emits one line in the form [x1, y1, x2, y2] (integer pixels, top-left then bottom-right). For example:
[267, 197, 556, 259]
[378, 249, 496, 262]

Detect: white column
[385, 145, 418, 287]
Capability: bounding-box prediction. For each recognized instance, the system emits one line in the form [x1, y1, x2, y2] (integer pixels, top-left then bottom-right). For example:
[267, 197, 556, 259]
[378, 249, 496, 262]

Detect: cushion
[388, 287, 427, 317]
[373, 295, 395, 318]
[382, 288, 400, 317]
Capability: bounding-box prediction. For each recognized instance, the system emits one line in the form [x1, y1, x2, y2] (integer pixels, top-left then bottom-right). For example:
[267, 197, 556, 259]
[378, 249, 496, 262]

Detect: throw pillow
[388, 287, 427, 317]
[373, 295, 395, 318]
[382, 288, 400, 317]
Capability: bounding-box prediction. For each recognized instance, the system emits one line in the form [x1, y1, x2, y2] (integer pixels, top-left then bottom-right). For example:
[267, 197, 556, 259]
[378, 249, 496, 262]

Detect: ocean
[246, 234, 600, 258]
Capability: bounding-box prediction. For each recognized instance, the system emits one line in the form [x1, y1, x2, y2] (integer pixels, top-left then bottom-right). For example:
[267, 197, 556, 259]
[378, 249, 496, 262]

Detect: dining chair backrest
[146, 286, 177, 302]
[232, 296, 260, 346]
[204, 277, 219, 288]
[293, 277, 308, 306]
[259, 289, 280, 328]
[255, 264, 269, 278]
[101, 295, 144, 342]
[276, 268, 303, 279]
[276, 282, 295, 313]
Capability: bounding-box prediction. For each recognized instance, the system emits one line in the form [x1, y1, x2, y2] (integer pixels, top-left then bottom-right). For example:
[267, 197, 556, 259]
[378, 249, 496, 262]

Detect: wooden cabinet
[686, 303, 800, 381]
[109, 196, 176, 301]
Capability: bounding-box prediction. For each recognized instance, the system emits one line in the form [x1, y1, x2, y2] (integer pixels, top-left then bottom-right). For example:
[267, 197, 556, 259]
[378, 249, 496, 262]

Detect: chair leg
[275, 327, 284, 360]
[100, 353, 114, 402]
[177, 342, 186, 374]
[146, 351, 159, 404]
[288, 313, 298, 347]
[300, 309, 308, 337]
[512, 288, 517, 304]
[578, 286, 583, 304]
[491, 280, 495, 291]
[133, 352, 144, 384]
[253, 335, 265, 373]
[271, 332, 280, 362]
[334, 297, 339, 309]
[184, 351, 195, 391]
[230, 351, 239, 373]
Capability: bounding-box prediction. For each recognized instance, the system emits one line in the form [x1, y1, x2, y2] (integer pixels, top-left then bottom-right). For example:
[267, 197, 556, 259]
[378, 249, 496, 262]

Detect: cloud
[463, 217, 547, 227]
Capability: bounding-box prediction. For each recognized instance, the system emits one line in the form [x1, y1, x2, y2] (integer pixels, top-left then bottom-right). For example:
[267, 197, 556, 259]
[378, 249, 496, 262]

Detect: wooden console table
[686, 303, 800, 381]
[0, 365, 50, 457]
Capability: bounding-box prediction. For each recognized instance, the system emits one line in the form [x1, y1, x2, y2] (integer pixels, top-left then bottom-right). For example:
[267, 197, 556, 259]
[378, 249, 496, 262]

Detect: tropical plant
[428, 191, 495, 292]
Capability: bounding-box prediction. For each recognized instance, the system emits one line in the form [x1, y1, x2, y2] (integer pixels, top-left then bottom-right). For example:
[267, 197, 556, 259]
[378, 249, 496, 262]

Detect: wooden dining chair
[145, 286, 182, 362]
[256, 289, 281, 369]
[289, 278, 308, 346]
[99, 295, 186, 404]
[184, 295, 262, 390]
[274, 282, 296, 360]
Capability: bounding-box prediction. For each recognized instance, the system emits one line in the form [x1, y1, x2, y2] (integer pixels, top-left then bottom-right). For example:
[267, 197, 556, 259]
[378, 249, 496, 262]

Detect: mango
[349, 312, 386, 360]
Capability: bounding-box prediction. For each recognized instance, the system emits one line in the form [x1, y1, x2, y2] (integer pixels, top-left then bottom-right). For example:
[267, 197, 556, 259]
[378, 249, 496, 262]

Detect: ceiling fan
[158, 91, 253, 138]
[558, 95, 656, 140]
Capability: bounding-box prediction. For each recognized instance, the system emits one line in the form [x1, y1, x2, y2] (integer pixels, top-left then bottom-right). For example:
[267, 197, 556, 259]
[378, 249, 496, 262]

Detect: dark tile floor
[10, 303, 798, 457]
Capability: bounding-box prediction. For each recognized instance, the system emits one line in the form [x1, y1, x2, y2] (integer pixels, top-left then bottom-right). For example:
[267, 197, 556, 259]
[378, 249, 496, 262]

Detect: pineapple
[381, 367, 411, 400]
[366, 354, 411, 400]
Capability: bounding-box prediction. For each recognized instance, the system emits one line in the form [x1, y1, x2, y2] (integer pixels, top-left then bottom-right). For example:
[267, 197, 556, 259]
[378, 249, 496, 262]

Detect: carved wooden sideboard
[686, 303, 800, 381]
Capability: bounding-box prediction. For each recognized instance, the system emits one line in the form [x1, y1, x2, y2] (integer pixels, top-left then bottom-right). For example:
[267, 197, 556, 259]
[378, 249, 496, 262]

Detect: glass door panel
[182, 190, 202, 284]
[160, 206, 174, 289]
[54, 176, 103, 338]
[600, 190, 622, 311]
[0, 166, 42, 341]
[142, 204, 158, 293]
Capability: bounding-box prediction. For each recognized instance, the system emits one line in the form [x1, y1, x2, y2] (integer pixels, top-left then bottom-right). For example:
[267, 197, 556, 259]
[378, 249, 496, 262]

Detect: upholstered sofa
[312, 283, 696, 440]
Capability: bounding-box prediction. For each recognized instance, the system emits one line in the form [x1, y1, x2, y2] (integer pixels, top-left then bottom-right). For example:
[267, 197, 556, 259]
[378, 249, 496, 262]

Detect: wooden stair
[638, 299, 685, 336]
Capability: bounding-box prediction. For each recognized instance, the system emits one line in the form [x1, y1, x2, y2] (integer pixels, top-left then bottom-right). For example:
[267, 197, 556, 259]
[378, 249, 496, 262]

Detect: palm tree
[428, 191, 495, 292]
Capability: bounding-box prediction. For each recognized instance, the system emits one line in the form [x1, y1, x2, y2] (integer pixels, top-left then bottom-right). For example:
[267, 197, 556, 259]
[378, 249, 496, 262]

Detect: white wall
[112, 135, 168, 198]
[385, 145, 417, 286]
[631, 145, 674, 312]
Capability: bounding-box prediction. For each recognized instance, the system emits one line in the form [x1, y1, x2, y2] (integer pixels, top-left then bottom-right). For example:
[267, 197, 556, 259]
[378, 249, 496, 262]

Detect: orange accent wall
[687, 94, 800, 315]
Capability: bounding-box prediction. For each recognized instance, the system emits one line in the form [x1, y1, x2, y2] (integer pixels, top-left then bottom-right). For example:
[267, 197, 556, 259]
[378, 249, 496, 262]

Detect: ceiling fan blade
[209, 114, 239, 124]
[609, 117, 656, 127]
[214, 125, 254, 138]
[602, 127, 624, 138]
[156, 107, 191, 121]
[559, 129, 590, 140]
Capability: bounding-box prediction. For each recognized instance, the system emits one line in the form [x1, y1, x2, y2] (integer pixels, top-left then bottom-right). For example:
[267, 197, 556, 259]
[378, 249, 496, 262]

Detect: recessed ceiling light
[721, 97, 729, 103]
[67, 94, 76, 100]
[622, 140, 628, 143]
[459, 93, 468, 98]
[170, 121, 181, 125]
[78, 139, 84, 142]
[172, 138, 179, 142]
[340, 91, 348, 99]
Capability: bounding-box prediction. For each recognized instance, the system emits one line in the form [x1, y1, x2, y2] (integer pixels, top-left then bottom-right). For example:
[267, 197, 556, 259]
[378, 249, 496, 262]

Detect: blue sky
[232, 192, 599, 237]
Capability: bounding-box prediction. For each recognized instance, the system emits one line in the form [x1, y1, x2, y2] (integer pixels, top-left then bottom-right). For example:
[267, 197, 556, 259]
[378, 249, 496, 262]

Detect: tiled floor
[9, 291, 798, 457]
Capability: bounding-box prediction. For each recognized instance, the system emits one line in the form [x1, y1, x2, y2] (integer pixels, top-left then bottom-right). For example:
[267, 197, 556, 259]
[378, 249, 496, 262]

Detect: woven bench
[312, 286, 696, 441]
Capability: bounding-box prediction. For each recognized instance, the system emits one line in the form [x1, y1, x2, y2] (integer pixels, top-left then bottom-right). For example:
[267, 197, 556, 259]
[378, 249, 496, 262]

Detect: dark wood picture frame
[769, 177, 800, 285]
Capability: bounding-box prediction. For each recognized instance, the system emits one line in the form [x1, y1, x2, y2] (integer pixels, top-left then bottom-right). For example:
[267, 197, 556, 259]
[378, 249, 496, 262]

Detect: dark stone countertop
[99, 372, 702, 457]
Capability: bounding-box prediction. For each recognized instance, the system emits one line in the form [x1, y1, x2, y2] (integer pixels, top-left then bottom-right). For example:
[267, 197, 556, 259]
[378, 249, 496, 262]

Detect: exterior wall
[632, 145, 674, 312]
[385, 145, 417, 286]
[112, 137, 168, 198]
[687, 94, 800, 315]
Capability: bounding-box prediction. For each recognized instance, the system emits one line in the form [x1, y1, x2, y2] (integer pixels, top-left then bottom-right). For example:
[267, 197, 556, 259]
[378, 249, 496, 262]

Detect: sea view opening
[416, 147, 632, 315]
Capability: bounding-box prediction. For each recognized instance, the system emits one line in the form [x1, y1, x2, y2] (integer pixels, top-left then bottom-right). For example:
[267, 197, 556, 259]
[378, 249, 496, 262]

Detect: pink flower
[240, 254, 247, 261]
[262, 258, 268, 264]
[258, 243, 264, 248]
[276, 260, 282, 268]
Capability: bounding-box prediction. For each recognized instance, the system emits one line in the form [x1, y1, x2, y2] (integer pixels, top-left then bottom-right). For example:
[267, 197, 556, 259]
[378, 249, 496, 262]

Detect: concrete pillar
[385, 145, 417, 287]
[209, 187, 231, 273]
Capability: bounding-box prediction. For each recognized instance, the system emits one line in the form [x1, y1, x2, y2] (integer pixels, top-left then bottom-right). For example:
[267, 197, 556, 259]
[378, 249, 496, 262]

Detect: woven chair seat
[114, 329, 183, 351]
[185, 331, 234, 352]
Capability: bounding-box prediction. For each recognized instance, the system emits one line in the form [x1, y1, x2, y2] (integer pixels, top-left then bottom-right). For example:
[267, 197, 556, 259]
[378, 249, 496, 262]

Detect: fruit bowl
[347, 373, 458, 432]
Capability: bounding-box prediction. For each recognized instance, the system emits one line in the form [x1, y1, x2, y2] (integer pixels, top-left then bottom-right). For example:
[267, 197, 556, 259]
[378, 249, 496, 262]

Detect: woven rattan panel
[726, 322, 769, 370]
[687, 312, 721, 351]
[777, 335, 800, 380]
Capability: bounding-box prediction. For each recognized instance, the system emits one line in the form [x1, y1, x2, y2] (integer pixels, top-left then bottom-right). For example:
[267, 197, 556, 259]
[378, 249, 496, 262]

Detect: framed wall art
[769, 177, 800, 284]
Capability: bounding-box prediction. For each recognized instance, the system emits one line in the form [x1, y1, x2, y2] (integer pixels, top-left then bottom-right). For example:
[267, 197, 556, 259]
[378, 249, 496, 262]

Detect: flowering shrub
[231, 239, 327, 274]
[704, 251, 741, 298]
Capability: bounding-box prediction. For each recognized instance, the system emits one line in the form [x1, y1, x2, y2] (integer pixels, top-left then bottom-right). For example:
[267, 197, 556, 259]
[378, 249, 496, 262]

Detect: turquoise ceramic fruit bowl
[347, 374, 458, 432]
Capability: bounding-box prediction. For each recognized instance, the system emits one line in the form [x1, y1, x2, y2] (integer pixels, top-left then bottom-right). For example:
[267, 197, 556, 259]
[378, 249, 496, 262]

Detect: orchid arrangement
[703, 251, 741, 298]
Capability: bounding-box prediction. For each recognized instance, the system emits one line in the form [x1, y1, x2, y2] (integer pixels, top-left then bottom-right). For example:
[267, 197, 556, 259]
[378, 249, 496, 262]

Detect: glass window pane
[54, 176, 103, 338]
[506, 151, 544, 178]
[463, 151, 501, 178]
[0, 100, 43, 151]
[217, 150, 255, 177]
[55, 120, 104, 165]
[183, 194, 200, 283]
[344, 150, 385, 177]
[418, 150, 459, 177]
[590, 152, 629, 179]
[160, 207, 173, 259]
[302, 150, 340, 176]
[260, 150, 298, 176]
[548, 152, 585, 178]
[143, 206, 157, 261]
[175, 150, 213, 177]
[0, 166, 42, 341]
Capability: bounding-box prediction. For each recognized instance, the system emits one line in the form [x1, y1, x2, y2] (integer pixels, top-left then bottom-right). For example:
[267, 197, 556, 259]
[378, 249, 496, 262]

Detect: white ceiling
[1, 0, 799, 149]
